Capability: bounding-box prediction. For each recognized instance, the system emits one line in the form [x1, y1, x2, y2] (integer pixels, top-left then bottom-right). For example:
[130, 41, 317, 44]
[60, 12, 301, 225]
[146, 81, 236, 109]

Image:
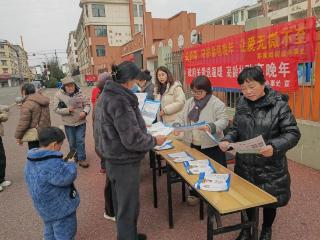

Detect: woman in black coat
[219, 66, 301, 240]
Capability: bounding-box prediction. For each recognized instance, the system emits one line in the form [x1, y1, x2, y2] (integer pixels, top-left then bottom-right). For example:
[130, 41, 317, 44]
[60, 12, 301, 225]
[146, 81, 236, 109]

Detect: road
[0, 87, 319, 240]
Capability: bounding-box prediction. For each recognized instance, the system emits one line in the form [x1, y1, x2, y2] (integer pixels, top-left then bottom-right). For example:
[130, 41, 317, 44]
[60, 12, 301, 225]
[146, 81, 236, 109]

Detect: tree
[47, 58, 65, 80]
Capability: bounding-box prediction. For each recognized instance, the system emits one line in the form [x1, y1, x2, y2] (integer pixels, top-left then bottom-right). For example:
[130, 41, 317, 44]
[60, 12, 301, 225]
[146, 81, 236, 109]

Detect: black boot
[236, 229, 251, 240]
[259, 226, 272, 240]
[137, 233, 147, 240]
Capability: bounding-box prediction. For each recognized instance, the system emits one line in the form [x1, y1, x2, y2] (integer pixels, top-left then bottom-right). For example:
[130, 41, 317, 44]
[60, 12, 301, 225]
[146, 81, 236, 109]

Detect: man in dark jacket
[94, 61, 166, 240]
[219, 66, 301, 240]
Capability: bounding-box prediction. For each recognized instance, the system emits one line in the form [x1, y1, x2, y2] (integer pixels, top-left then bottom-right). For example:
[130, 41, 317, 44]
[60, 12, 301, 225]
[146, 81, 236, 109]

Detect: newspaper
[173, 121, 207, 132]
[135, 92, 147, 111]
[229, 135, 266, 154]
[195, 172, 231, 192]
[141, 100, 161, 126]
[147, 122, 173, 136]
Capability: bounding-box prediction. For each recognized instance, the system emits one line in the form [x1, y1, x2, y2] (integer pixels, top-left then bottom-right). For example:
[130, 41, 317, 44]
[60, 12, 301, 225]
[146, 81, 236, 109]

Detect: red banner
[85, 75, 97, 82]
[183, 17, 316, 92]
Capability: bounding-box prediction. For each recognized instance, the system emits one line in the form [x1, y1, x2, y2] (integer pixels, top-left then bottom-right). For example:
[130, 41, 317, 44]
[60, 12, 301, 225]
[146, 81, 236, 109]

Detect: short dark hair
[191, 75, 212, 94]
[136, 70, 152, 82]
[111, 61, 141, 84]
[38, 127, 65, 147]
[21, 83, 36, 95]
[237, 66, 266, 85]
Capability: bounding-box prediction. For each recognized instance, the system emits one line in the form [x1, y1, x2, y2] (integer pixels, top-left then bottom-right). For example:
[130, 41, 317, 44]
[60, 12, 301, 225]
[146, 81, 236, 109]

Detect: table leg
[166, 164, 174, 228]
[200, 199, 204, 220]
[252, 207, 259, 240]
[157, 154, 162, 176]
[182, 182, 186, 202]
[150, 151, 158, 208]
[207, 208, 215, 240]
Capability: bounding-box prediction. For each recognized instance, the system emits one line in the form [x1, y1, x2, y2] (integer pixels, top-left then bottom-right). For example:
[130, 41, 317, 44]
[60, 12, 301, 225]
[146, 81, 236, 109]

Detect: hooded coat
[25, 149, 80, 222]
[94, 81, 155, 165]
[223, 87, 301, 207]
[15, 93, 51, 139]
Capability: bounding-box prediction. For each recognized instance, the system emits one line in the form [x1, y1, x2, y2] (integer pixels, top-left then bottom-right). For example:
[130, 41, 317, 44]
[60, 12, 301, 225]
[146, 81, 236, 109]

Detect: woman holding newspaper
[173, 75, 229, 205]
[94, 61, 166, 240]
[219, 66, 301, 240]
[154, 66, 186, 124]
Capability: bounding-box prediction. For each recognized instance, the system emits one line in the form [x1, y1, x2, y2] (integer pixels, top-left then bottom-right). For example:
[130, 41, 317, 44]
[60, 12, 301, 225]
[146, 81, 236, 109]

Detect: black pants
[105, 161, 141, 240]
[104, 171, 115, 217]
[245, 207, 277, 228]
[0, 137, 6, 184]
[28, 141, 39, 150]
[190, 144, 227, 167]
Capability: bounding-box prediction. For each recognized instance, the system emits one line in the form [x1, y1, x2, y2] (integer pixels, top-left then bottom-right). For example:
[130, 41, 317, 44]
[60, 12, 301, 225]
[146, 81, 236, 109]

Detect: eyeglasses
[191, 90, 206, 95]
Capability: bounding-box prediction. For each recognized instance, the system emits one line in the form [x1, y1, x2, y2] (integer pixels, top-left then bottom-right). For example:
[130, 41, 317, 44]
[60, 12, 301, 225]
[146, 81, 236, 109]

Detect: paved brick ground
[0, 87, 319, 240]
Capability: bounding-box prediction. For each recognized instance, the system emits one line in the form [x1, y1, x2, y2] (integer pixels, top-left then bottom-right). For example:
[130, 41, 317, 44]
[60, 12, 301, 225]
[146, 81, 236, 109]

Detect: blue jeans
[65, 123, 86, 161]
[44, 212, 77, 240]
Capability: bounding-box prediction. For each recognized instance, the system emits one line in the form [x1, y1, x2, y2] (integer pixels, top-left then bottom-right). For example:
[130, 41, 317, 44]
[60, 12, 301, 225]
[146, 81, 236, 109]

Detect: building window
[134, 24, 143, 34]
[95, 26, 107, 36]
[74, 50, 78, 55]
[133, 4, 143, 17]
[0, 52, 6, 58]
[241, 11, 244, 21]
[2, 68, 8, 73]
[85, 5, 89, 17]
[1, 60, 7, 66]
[96, 45, 105, 57]
[0, 45, 4, 49]
[92, 4, 105, 17]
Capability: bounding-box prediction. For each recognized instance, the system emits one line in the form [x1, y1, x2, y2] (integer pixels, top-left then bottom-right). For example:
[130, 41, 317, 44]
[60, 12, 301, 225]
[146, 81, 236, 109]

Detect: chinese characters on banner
[183, 17, 316, 92]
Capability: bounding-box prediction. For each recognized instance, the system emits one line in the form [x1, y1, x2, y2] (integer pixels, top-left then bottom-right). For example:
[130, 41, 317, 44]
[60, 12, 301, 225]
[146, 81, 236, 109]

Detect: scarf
[188, 94, 212, 122]
[159, 84, 167, 96]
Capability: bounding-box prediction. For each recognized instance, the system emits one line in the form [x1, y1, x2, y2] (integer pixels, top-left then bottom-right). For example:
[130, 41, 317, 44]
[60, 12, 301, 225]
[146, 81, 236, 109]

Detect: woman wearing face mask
[154, 66, 186, 125]
[173, 75, 229, 205]
[94, 61, 166, 240]
[136, 69, 154, 100]
[15, 83, 51, 150]
[219, 66, 301, 240]
[53, 76, 91, 168]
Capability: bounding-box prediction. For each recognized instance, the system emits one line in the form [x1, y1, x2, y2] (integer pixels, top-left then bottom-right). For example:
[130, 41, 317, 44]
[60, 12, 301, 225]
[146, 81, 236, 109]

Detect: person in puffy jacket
[15, 83, 51, 149]
[219, 66, 301, 240]
[25, 127, 80, 240]
[154, 66, 186, 124]
[0, 105, 10, 192]
[53, 76, 91, 168]
[94, 61, 166, 240]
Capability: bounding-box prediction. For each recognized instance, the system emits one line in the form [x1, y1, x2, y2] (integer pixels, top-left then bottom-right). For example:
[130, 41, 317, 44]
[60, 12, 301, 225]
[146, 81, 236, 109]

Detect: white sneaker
[103, 213, 116, 222]
[0, 185, 3, 192]
[0, 180, 12, 187]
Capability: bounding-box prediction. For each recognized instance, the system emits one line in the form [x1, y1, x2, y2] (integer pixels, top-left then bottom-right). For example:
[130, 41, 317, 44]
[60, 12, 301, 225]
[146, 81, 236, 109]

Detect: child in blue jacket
[25, 127, 80, 240]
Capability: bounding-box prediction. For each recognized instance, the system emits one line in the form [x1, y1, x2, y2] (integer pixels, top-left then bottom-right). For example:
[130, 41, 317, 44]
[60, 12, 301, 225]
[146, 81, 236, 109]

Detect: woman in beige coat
[154, 66, 186, 125]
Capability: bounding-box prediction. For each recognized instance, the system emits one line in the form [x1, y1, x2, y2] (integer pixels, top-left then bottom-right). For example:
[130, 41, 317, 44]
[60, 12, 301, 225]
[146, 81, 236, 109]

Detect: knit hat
[61, 76, 75, 86]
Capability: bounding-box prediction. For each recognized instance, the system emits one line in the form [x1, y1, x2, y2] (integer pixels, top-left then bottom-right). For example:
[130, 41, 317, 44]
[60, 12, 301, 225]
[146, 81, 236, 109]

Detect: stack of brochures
[183, 160, 216, 175]
[147, 122, 173, 136]
[195, 172, 231, 192]
[154, 140, 173, 151]
[167, 151, 195, 163]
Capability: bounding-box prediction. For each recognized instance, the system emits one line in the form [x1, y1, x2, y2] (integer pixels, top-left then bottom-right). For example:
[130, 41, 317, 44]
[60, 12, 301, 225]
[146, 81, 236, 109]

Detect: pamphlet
[195, 172, 231, 192]
[154, 140, 173, 151]
[141, 100, 161, 126]
[173, 121, 207, 132]
[205, 131, 220, 144]
[229, 135, 266, 154]
[135, 92, 147, 111]
[168, 151, 195, 163]
[147, 122, 173, 136]
[183, 159, 216, 175]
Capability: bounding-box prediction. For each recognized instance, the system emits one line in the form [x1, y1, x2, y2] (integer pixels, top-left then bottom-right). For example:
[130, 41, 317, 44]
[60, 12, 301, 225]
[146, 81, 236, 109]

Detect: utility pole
[55, 49, 58, 64]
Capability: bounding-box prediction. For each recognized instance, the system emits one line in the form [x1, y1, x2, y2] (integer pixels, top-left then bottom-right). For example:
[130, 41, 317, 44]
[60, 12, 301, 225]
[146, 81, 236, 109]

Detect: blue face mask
[131, 84, 141, 93]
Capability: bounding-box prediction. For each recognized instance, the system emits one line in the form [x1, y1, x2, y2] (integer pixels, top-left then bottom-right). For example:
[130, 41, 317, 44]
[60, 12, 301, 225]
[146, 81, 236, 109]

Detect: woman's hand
[173, 130, 181, 136]
[159, 110, 165, 117]
[155, 135, 166, 146]
[198, 125, 210, 132]
[259, 145, 274, 157]
[16, 139, 23, 145]
[69, 107, 75, 113]
[79, 112, 87, 120]
[219, 141, 230, 152]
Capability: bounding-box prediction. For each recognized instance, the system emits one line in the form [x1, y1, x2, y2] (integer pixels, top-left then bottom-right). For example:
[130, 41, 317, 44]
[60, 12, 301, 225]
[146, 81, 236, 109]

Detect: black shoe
[137, 233, 147, 240]
[236, 229, 251, 240]
[260, 226, 272, 240]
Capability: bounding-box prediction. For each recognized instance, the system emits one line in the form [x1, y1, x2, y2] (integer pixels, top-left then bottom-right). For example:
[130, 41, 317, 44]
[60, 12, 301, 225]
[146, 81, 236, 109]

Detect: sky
[0, 0, 257, 66]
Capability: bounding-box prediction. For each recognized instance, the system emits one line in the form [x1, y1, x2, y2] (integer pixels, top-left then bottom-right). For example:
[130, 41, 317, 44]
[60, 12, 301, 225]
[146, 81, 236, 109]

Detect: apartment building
[67, 31, 79, 74]
[73, 0, 144, 77]
[207, 0, 320, 26]
[0, 40, 32, 87]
